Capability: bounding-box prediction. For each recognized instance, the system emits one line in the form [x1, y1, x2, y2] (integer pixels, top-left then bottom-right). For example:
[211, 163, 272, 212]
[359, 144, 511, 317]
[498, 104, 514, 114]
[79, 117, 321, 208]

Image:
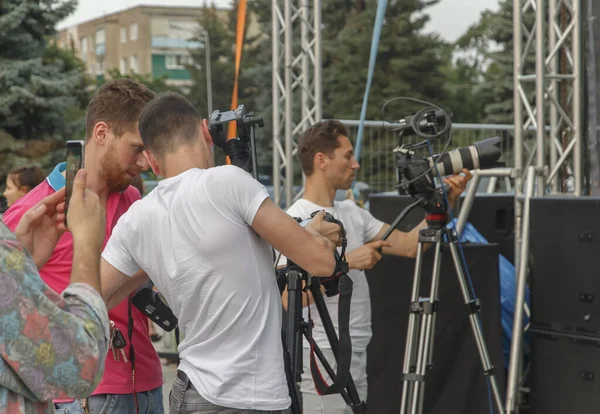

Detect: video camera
[387, 103, 502, 213]
[395, 136, 503, 197]
[208, 104, 264, 177]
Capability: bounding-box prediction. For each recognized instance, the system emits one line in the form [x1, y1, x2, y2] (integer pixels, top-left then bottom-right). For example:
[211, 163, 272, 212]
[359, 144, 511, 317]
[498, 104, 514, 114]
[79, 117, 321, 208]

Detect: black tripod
[381, 193, 505, 414]
[283, 263, 367, 414]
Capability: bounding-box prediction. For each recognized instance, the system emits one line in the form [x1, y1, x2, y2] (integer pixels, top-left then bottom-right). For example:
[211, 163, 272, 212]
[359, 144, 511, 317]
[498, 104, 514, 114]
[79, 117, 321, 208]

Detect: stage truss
[271, 0, 322, 209]
[509, 0, 583, 412]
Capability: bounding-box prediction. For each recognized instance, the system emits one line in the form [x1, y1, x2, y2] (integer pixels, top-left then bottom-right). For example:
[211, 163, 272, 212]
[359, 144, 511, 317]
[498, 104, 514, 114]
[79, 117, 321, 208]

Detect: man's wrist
[345, 252, 356, 270]
[304, 223, 320, 237]
[447, 195, 457, 209]
[316, 234, 335, 252]
[71, 240, 102, 293]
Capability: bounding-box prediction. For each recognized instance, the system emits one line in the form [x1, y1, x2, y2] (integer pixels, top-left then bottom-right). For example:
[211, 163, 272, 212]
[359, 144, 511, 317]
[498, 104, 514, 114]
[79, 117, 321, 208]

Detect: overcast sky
[58, 0, 500, 42]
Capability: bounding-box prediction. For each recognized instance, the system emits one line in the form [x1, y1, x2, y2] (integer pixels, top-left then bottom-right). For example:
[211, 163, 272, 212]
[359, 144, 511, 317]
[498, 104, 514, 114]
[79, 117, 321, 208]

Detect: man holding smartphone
[0, 169, 109, 413]
[2, 79, 163, 413]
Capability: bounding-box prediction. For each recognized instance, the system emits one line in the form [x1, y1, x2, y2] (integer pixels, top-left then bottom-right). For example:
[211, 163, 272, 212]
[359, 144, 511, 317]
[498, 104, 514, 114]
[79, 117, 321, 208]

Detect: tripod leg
[399, 242, 425, 414]
[410, 241, 443, 414]
[447, 240, 505, 414]
[286, 269, 303, 382]
[283, 328, 302, 414]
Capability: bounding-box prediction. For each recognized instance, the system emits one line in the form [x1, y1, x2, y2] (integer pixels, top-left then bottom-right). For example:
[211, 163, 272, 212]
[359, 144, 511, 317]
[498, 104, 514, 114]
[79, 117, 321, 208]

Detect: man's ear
[144, 150, 161, 176]
[201, 119, 213, 147]
[92, 121, 110, 145]
[314, 152, 327, 171]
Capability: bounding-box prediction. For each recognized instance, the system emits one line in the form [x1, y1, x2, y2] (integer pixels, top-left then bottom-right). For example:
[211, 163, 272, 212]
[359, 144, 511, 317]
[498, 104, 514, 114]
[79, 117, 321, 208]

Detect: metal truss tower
[512, 0, 583, 195]
[272, 0, 323, 209]
[508, 0, 583, 412]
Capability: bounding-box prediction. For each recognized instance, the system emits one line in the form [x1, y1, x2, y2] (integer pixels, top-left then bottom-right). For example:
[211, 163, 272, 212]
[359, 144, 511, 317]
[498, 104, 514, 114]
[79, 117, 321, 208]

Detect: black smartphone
[65, 140, 85, 225]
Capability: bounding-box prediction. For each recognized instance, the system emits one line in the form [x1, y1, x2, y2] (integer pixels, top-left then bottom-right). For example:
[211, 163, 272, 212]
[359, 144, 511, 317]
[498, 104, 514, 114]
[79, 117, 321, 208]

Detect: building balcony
[151, 36, 202, 49]
[152, 54, 192, 81]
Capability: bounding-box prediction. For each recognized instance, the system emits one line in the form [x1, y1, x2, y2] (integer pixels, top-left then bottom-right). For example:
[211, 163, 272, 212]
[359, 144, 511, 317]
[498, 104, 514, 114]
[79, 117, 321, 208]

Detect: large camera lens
[426, 136, 502, 176]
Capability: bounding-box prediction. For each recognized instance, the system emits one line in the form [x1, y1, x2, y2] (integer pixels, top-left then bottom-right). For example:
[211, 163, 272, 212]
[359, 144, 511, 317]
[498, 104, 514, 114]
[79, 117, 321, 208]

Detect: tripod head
[417, 189, 450, 230]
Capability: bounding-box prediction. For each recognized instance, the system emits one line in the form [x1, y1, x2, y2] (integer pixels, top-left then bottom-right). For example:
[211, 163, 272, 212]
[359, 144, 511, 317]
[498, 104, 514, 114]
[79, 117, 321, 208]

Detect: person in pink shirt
[2, 79, 164, 414]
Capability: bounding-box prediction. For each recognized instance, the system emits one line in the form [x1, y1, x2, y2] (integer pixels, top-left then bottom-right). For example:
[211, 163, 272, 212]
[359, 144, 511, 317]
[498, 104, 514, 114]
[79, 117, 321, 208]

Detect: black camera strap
[127, 296, 139, 414]
[306, 272, 353, 395]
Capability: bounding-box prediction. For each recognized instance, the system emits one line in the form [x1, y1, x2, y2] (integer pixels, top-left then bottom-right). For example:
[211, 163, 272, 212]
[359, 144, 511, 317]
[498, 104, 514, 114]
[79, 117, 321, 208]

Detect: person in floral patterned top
[0, 169, 109, 413]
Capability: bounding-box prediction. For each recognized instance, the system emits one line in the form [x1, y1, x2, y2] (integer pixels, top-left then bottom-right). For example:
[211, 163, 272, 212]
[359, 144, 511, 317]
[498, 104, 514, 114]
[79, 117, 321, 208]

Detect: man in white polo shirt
[99, 92, 342, 413]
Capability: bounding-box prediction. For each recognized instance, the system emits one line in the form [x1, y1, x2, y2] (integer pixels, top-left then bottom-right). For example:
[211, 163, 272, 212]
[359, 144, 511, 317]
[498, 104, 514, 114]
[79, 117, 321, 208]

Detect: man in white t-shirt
[279, 120, 472, 413]
[98, 93, 344, 413]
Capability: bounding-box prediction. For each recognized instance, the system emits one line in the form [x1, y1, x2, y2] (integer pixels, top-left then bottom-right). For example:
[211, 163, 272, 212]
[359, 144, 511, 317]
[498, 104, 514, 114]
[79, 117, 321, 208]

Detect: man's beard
[100, 146, 132, 193]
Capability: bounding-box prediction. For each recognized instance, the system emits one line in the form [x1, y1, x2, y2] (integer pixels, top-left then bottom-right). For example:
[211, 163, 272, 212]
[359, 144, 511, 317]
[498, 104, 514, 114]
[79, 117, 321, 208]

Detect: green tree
[187, 3, 236, 119]
[186, 2, 233, 166]
[441, 14, 494, 124]
[323, 0, 448, 121]
[460, 0, 535, 125]
[0, 0, 87, 141]
[44, 41, 93, 138]
[103, 68, 180, 94]
[476, 0, 519, 124]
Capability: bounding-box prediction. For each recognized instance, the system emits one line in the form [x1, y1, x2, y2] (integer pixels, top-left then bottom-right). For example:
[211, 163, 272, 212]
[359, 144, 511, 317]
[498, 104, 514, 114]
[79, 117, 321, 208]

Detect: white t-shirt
[102, 165, 290, 411]
[279, 199, 385, 352]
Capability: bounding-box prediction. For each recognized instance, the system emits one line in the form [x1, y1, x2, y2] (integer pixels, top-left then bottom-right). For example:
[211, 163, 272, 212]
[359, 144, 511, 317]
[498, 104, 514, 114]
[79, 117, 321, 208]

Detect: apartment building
[57, 5, 227, 87]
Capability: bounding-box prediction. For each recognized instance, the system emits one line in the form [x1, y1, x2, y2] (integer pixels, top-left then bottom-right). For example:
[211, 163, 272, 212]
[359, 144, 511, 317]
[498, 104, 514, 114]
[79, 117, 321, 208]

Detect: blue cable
[426, 142, 495, 414]
[353, 0, 388, 172]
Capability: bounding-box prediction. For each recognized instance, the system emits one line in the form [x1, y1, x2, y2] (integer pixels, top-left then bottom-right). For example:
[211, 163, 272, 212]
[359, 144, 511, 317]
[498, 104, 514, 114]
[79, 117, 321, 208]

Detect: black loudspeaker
[530, 197, 600, 334]
[457, 194, 515, 264]
[530, 329, 600, 414]
[366, 195, 505, 414]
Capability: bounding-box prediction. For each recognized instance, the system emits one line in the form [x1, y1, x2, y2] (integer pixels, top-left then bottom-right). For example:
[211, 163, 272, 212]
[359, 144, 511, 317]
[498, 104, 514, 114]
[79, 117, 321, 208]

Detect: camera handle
[376, 196, 427, 254]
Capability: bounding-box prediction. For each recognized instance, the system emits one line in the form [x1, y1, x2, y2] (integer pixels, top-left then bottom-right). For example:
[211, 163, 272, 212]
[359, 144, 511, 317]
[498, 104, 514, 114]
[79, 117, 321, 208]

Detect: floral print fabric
[0, 222, 110, 413]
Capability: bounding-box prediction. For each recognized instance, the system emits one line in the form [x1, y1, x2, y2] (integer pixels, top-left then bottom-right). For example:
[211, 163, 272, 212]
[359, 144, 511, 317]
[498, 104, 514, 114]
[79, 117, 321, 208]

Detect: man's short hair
[138, 92, 202, 159]
[298, 120, 349, 175]
[85, 78, 156, 140]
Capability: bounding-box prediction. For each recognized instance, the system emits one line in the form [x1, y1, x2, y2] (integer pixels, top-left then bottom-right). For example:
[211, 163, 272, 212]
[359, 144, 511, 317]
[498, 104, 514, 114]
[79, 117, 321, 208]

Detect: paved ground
[161, 361, 177, 411]
[151, 327, 178, 412]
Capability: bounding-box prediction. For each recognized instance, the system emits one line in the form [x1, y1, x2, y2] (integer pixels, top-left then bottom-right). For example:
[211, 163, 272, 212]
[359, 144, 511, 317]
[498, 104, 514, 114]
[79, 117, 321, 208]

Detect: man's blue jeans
[54, 386, 164, 414]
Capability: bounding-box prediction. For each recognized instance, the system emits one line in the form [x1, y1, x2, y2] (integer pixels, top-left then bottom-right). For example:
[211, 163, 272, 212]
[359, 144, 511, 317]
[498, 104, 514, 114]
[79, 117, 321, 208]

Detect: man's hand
[67, 170, 105, 251]
[67, 170, 106, 293]
[444, 168, 473, 208]
[14, 188, 68, 269]
[304, 210, 342, 246]
[346, 240, 392, 270]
